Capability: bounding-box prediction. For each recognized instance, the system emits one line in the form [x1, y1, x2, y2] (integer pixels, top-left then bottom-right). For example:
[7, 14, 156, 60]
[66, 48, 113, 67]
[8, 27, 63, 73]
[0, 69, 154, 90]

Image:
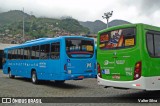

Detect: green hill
[0, 10, 89, 38]
[0, 10, 131, 39]
[79, 20, 106, 34]
[79, 19, 131, 33]
[0, 10, 31, 26]
[108, 19, 131, 27]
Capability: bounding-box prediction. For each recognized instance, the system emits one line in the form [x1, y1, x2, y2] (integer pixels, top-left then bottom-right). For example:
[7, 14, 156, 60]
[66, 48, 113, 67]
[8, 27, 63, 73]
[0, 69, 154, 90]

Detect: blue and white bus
[3, 36, 96, 84]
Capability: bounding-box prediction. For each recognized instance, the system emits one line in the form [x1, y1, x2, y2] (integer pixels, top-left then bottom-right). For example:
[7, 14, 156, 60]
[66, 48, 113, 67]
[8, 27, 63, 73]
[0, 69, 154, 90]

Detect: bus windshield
[66, 38, 94, 58]
[99, 28, 136, 50]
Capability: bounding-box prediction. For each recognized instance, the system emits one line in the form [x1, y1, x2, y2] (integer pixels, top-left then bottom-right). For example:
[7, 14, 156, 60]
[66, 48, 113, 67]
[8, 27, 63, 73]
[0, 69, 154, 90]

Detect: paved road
[0, 70, 160, 105]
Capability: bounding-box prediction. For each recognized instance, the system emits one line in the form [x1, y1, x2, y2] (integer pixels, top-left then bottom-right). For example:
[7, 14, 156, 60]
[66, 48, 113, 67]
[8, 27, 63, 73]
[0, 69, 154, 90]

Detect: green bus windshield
[99, 28, 136, 50]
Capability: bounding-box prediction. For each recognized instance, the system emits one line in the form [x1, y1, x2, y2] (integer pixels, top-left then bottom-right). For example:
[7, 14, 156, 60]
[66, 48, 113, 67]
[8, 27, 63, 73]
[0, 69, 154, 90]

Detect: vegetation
[0, 10, 131, 39]
[0, 10, 89, 38]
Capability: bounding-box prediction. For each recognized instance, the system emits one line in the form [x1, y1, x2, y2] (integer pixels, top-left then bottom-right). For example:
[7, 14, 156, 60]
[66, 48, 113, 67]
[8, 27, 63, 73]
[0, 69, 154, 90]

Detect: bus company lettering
[87, 63, 92, 68]
[39, 62, 46, 68]
[67, 63, 72, 67]
[116, 60, 125, 64]
[125, 67, 133, 76]
[104, 60, 108, 65]
[126, 71, 132, 76]
[104, 60, 114, 65]
[125, 67, 133, 71]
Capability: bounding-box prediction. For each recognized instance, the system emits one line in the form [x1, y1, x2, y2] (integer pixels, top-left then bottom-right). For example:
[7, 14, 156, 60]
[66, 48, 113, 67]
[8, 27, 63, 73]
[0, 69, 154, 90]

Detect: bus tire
[31, 71, 38, 84]
[55, 80, 65, 84]
[8, 69, 15, 79]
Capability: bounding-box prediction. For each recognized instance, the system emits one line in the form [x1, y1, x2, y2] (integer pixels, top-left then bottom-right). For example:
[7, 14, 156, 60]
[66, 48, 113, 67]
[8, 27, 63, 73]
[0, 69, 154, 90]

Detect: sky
[0, 0, 160, 26]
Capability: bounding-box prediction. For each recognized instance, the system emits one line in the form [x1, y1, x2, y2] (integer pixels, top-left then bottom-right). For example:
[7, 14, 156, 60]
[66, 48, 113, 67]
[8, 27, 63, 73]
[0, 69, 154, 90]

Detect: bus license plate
[78, 76, 84, 79]
[112, 74, 120, 79]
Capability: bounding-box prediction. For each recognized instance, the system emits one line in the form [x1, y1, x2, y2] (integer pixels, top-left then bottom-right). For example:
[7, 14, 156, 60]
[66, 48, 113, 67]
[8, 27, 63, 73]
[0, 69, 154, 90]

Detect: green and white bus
[97, 23, 160, 91]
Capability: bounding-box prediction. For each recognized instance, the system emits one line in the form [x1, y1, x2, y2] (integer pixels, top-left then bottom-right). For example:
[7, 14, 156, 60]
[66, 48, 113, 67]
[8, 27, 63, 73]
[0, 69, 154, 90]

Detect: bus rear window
[66, 39, 94, 58]
[99, 28, 136, 50]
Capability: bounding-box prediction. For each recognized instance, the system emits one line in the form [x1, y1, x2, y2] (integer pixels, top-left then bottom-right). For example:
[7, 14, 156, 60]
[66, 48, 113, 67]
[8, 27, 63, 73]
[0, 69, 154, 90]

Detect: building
[86, 34, 97, 44]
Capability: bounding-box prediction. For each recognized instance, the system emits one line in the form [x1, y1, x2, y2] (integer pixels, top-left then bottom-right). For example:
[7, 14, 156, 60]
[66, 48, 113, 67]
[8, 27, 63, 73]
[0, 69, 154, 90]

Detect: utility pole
[22, 8, 25, 42]
[102, 11, 113, 28]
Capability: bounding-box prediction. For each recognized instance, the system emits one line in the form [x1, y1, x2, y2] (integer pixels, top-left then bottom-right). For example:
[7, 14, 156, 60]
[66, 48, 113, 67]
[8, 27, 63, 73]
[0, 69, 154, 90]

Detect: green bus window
[154, 34, 160, 57]
[146, 34, 154, 56]
[100, 28, 135, 49]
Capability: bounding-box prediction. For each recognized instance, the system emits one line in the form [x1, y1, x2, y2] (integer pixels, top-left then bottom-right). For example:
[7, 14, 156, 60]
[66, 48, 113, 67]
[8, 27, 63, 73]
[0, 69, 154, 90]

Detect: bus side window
[45, 44, 50, 59]
[146, 34, 154, 56]
[24, 47, 31, 59]
[2, 51, 6, 64]
[40, 44, 50, 59]
[154, 34, 160, 57]
[17, 49, 21, 59]
[24, 48, 27, 59]
[31, 46, 36, 59]
[31, 46, 40, 59]
[51, 42, 60, 59]
[35, 46, 40, 59]
[10, 50, 13, 60]
[20, 48, 24, 59]
[8, 50, 12, 60]
[13, 49, 17, 60]
[40, 45, 45, 59]
[147, 33, 160, 57]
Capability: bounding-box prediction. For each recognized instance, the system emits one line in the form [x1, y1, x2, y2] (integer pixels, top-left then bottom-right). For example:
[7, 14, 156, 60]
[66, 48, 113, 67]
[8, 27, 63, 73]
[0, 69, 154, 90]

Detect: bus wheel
[55, 80, 65, 84]
[8, 70, 15, 79]
[31, 71, 38, 84]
